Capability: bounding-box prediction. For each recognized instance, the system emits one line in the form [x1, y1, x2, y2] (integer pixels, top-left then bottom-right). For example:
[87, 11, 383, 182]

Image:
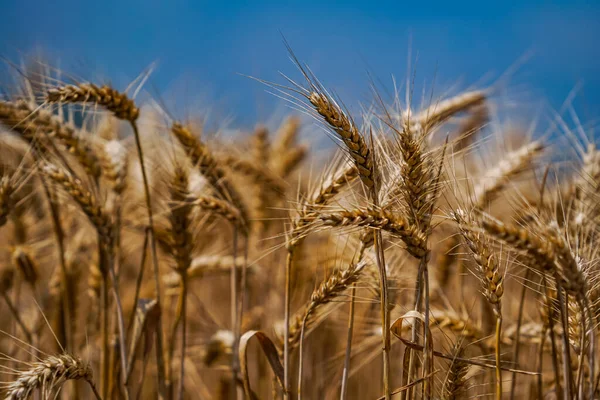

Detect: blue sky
[1, 1, 599, 128]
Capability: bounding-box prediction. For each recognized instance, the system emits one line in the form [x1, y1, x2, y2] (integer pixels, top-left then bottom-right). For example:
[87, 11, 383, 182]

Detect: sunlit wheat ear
[271, 116, 300, 160]
[477, 214, 586, 297]
[170, 122, 249, 229]
[287, 159, 358, 248]
[473, 140, 544, 207]
[454, 210, 504, 308]
[271, 116, 306, 177]
[308, 92, 375, 190]
[310, 164, 358, 206]
[4, 354, 100, 400]
[42, 163, 113, 245]
[273, 56, 376, 191]
[301, 208, 426, 258]
[0, 100, 46, 145]
[219, 154, 287, 194]
[453, 104, 489, 153]
[411, 90, 487, 133]
[192, 195, 245, 232]
[567, 296, 584, 355]
[0, 100, 101, 178]
[47, 83, 139, 122]
[99, 138, 128, 194]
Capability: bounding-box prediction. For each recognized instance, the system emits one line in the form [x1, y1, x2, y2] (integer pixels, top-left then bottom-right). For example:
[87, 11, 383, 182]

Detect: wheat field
[0, 55, 598, 400]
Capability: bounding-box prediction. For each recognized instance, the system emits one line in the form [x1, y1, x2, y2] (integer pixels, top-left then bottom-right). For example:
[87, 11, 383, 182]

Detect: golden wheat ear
[170, 122, 250, 230]
[47, 83, 139, 122]
[5, 354, 101, 400]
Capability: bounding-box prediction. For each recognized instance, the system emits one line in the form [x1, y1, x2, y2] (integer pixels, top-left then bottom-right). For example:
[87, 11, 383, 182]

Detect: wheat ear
[413, 90, 486, 132]
[4, 354, 100, 400]
[0, 101, 100, 177]
[47, 83, 139, 121]
[304, 208, 426, 258]
[455, 210, 504, 399]
[309, 92, 375, 189]
[171, 122, 249, 229]
[473, 141, 544, 207]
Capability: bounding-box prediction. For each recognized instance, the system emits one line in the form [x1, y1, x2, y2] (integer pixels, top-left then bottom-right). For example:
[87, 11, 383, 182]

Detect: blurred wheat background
[0, 1, 599, 399]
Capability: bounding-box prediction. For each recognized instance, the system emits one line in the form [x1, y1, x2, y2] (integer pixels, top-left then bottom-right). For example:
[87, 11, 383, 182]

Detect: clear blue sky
[1, 0, 599, 127]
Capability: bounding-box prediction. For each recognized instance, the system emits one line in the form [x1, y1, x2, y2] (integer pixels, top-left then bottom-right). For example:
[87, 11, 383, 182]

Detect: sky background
[0, 0, 599, 130]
